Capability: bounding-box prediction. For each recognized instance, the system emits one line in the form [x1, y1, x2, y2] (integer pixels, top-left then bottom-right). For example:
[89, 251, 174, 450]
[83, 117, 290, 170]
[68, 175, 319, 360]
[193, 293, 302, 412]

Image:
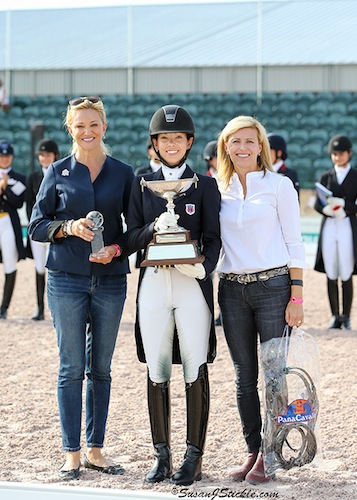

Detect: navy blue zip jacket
[28, 155, 134, 276]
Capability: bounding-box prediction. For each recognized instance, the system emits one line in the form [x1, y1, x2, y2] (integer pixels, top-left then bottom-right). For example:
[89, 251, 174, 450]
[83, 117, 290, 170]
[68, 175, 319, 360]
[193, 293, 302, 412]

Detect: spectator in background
[203, 140, 218, 178]
[28, 96, 134, 480]
[203, 139, 222, 326]
[0, 79, 11, 112]
[0, 140, 26, 319]
[268, 134, 300, 199]
[26, 139, 59, 320]
[135, 137, 161, 176]
[314, 134, 357, 330]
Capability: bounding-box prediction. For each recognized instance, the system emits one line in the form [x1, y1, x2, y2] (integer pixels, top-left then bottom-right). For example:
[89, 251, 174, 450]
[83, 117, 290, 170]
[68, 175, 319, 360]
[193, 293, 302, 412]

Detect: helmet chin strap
[155, 149, 190, 169]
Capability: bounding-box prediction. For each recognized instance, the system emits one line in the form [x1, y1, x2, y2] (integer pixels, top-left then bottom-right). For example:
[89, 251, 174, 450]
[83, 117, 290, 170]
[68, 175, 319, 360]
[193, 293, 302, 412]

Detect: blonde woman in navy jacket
[28, 97, 134, 480]
[127, 105, 221, 486]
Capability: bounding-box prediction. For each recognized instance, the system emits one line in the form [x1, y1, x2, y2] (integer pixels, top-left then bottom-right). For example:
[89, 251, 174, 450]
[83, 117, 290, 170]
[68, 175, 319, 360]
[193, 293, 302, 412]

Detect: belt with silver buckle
[219, 266, 289, 285]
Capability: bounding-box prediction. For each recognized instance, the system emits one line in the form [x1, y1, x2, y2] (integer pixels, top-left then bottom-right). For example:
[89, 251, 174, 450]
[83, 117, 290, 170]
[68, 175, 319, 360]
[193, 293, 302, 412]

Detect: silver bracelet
[62, 219, 74, 238]
[66, 219, 74, 236]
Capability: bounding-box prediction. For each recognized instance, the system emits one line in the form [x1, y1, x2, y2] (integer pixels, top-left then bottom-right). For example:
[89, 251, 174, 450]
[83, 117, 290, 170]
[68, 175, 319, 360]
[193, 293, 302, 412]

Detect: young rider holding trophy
[127, 104, 221, 486]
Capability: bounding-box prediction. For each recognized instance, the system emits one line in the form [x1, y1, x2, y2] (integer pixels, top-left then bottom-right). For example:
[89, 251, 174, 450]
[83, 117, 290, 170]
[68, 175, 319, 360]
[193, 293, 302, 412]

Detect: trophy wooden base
[140, 239, 205, 267]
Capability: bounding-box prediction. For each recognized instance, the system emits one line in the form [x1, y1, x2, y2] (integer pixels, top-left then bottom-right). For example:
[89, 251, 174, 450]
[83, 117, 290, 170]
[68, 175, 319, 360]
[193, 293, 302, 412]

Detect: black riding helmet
[268, 134, 288, 160]
[203, 140, 218, 160]
[328, 134, 352, 154]
[36, 139, 59, 158]
[149, 104, 195, 168]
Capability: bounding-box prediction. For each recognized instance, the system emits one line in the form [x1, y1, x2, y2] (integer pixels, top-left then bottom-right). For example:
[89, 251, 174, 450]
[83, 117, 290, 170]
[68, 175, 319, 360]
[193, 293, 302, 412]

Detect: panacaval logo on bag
[276, 399, 317, 425]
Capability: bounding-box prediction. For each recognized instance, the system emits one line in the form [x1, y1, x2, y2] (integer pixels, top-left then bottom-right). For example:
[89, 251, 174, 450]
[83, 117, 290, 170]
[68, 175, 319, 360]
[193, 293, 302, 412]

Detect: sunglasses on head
[69, 96, 101, 106]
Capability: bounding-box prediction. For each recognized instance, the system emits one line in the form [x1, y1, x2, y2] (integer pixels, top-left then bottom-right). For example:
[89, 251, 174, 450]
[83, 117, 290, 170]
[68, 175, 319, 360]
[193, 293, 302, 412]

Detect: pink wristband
[290, 296, 303, 304]
[111, 244, 121, 257]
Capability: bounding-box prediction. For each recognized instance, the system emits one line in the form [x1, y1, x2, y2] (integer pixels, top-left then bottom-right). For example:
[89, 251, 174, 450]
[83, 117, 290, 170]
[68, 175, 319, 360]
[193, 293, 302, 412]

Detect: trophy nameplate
[87, 211, 104, 255]
[140, 176, 205, 267]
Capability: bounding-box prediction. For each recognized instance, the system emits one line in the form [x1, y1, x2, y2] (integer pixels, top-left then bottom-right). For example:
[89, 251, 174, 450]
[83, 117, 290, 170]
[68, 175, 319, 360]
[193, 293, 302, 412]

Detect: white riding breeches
[138, 266, 211, 384]
[0, 214, 18, 273]
[322, 217, 354, 281]
[30, 239, 49, 274]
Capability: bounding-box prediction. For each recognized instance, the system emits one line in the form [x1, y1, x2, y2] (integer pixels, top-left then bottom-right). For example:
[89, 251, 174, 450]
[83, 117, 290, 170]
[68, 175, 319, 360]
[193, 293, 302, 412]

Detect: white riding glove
[154, 212, 179, 232]
[175, 263, 206, 280]
[322, 204, 346, 219]
[333, 206, 347, 219]
[322, 205, 335, 217]
[327, 197, 345, 209]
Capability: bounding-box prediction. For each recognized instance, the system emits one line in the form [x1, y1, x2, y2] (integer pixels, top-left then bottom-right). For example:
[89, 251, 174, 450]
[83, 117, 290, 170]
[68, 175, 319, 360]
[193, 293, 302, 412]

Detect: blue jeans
[47, 271, 127, 452]
[218, 274, 290, 452]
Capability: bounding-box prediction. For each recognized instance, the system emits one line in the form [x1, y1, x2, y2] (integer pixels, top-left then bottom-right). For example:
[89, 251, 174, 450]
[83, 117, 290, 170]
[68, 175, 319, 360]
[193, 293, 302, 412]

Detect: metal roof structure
[1, 0, 357, 70]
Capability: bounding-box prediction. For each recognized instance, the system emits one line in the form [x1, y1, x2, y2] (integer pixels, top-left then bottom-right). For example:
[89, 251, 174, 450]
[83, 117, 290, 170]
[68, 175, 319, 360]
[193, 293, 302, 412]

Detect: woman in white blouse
[216, 116, 306, 484]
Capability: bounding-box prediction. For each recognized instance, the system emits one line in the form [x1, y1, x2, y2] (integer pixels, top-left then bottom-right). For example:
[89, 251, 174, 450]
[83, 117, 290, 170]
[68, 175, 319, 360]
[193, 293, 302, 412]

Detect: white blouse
[216, 169, 306, 274]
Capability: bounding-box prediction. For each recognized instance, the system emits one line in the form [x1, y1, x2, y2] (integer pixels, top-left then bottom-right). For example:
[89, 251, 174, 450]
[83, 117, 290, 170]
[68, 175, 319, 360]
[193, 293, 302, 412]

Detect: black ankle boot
[32, 304, 44, 321]
[0, 305, 7, 319]
[145, 443, 172, 483]
[327, 315, 342, 329]
[171, 444, 202, 485]
[171, 364, 209, 486]
[340, 315, 351, 330]
[145, 377, 172, 483]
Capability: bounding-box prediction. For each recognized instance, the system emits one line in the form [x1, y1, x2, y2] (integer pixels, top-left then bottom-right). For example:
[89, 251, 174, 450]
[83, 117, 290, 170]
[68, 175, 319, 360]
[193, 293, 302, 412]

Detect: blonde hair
[65, 98, 109, 155]
[217, 115, 273, 190]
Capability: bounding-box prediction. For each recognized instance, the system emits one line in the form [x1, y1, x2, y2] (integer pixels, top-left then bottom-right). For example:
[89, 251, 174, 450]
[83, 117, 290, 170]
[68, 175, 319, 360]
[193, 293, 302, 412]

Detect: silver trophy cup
[139, 175, 204, 267]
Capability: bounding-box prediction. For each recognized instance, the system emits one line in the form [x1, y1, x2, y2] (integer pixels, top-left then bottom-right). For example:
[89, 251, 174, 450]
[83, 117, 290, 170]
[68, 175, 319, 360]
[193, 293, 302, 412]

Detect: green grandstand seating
[101, 94, 120, 105]
[334, 91, 354, 103]
[338, 115, 357, 129]
[328, 102, 348, 115]
[40, 106, 58, 118]
[309, 100, 332, 115]
[12, 96, 33, 108]
[313, 158, 332, 171]
[8, 116, 28, 131]
[295, 92, 316, 104]
[43, 117, 63, 132]
[7, 106, 23, 118]
[290, 129, 309, 144]
[271, 101, 296, 117]
[0, 130, 14, 142]
[298, 116, 319, 129]
[114, 117, 133, 130]
[240, 92, 258, 104]
[309, 129, 330, 143]
[278, 116, 301, 132]
[347, 101, 357, 114]
[23, 105, 42, 118]
[291, 158, 315, 186]
[302, 143, 323, 158]
[48, 130, 69, 144]
[14, 130, 31, 143]
[4, 91, 356, 187]
[286, 143, 301, 157]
